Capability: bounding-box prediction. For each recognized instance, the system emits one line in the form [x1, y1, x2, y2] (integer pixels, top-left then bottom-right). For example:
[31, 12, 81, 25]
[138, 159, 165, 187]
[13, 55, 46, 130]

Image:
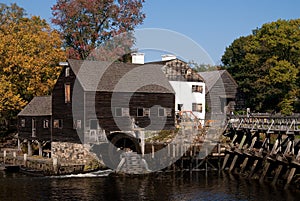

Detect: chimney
[161, 54, 176, 61]
[131, 53, 145, 64]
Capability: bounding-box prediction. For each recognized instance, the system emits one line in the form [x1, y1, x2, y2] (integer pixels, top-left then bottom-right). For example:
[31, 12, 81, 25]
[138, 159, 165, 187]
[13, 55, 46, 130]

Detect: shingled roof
[199, 70, 238, 94]
[18, 96, 51, 116]
[68, 59, 175, 93]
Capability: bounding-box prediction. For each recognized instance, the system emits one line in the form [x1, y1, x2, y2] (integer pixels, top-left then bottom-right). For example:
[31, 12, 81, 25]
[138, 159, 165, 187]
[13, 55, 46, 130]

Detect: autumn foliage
[0, 3, 66, 127]
[52, 0, 145, 60]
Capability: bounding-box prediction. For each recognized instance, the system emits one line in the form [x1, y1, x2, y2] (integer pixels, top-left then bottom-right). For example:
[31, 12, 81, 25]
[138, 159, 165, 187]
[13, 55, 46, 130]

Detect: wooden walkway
[222, 113, 300, 188]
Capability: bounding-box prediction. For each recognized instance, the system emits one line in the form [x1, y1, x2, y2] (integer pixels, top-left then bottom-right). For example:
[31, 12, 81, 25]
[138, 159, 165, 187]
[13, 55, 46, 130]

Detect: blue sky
[2, 0, 300, 64]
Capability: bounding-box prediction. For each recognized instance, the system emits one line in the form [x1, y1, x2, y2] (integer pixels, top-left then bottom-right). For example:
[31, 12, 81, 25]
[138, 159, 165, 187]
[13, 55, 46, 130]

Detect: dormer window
[65, 67, 70, 77]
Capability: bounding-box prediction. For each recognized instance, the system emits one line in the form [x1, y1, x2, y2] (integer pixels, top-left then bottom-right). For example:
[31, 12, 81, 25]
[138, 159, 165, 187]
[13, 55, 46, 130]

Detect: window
[115, 108, 130, 117]
[192, 103, 203, 113]
[186, 69, 192, 75]
[178, 104, 183, 111]
[158, 108, 166, 117]
[137, 108, 144, 117]
[144, 108, 150, 117]
[137, 108, 150, 117]
[65, 84, 71, 103]
[53, 119, 63, 128]
[90, 119, 98, 129]
[65, 67, 70, 77]
[165, 108, 172, 117]
[43, 120, 49, 128]
[73, 120, 81, 129]
[115, 108, 122, 117]
[21, 119, 25, 127]
[192, 85, 203, 93]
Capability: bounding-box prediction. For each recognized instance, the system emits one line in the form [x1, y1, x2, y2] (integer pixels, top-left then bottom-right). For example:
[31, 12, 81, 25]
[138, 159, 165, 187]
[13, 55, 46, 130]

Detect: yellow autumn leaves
[0, 5, 66, 119]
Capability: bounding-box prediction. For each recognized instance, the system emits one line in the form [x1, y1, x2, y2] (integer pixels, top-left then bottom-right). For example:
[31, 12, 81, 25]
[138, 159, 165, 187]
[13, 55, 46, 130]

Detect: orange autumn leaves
[0, 4, 65, 117]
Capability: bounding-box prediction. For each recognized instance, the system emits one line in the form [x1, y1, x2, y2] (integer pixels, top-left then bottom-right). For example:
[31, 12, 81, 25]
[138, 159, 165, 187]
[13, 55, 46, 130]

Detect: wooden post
[240, 157, 249, 173]
[151, 144, 155, 159]
[38, 141, 42, 157]
[172, 144, 176, 158]
[53, 157, 58, 174]
[249, 159, 259, 178]
[260, 162, 270, 183]
[140, 130, 145, 158]
[238, 135, 247, 149]
[218, 143, 221, 170]
[222, 153, 230, 170]
[23, 153, 27, 167]
[229, 154, 238, 172]
[17, 139, 21, 151]
[27, 141, 32, 156]
[285, 167, 296, 189]
[3, 150, 6, 164]
[271, 165, 283, 186]
[13, 151, 16, 165]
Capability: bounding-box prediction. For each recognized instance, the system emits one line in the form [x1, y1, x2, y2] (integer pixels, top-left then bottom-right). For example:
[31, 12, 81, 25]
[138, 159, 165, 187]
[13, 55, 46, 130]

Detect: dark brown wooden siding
[18, 116, 51, 140]
[89, 91, 175, 131]
[52, 66, 84, 143]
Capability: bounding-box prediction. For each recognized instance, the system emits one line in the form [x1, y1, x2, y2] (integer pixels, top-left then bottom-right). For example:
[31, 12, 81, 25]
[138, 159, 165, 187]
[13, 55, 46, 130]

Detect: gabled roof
[199, 70, 238, 94]
[18, 96, 51, 116]
[68, 59, 175, 94]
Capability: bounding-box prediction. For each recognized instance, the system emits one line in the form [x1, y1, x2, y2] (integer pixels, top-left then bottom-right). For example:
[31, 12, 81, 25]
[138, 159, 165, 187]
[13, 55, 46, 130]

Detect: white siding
[170, 81, 206, 121]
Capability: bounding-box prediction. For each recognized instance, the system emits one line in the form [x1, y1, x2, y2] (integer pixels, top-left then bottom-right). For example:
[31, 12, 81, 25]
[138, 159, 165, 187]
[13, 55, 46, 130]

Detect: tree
[222, 19, 300, 114]
[0, 3, 66, 130]
[52, 0, 145, 60]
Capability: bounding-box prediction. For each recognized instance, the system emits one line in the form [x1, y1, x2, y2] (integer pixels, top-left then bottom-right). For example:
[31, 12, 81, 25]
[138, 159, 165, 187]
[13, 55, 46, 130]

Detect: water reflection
[0, 170, 299, 201]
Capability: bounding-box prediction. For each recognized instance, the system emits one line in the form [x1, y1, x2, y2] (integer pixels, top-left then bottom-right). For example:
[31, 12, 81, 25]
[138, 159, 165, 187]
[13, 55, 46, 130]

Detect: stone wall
[51, 142, 104, 169]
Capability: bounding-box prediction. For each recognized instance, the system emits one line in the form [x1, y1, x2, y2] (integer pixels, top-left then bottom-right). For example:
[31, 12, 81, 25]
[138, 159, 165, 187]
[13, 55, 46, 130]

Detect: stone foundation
[51, 142, 104, 169]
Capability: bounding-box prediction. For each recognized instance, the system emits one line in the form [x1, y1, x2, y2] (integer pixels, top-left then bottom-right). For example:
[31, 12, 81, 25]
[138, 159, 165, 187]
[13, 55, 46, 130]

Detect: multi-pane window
[90, 119, 98, 129]
[43, 119, 49, 128]
[157, 108, 172, 117]
[137, 108, 150, 117]
[192, 85, 203, 93]
[165, 108, 172, 117]
[115, 108, 129, 117]
[65, 67, 70, 77]
[65, 84, 71, 103]
[137, 108, 144, 117]
[21, 119, 26, 127]
[192, 103, 203, 113]
[53, 119, 63, 128]
[158, 108, 166, 117]
[73, 120, 81, 129]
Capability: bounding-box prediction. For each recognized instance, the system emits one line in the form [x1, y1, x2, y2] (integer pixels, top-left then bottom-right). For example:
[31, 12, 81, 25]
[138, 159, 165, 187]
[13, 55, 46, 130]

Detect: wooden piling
[229, 154, 238, 172]
[271, 165, 283, 186]
[240, 157, 249, 173]
[3, 150, 6, 164]
[285, 167, 296, 189]
[260, 162, 270, 183]
[151, 144, 155, 158]
[249, 159, 259, 178]
[222, 153, 230, 170]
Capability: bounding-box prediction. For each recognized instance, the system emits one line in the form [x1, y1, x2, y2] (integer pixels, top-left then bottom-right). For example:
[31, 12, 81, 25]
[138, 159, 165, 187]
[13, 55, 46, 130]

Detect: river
[0, 170, 299, 201]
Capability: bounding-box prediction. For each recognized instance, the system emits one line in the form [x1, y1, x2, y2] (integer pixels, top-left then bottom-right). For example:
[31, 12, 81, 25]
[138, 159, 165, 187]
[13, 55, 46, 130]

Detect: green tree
[0, 3, 66, 130]
[52, 0, 145, 60]
[222, 19, 300, 114]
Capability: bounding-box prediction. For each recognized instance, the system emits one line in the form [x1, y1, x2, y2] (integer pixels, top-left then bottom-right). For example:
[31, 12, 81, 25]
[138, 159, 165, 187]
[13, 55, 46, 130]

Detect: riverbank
[0, 148, 106, 176]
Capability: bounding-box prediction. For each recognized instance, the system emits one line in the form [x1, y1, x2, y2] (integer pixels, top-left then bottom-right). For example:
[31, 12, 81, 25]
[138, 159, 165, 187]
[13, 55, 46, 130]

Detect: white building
[132, 53, 206, 123]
